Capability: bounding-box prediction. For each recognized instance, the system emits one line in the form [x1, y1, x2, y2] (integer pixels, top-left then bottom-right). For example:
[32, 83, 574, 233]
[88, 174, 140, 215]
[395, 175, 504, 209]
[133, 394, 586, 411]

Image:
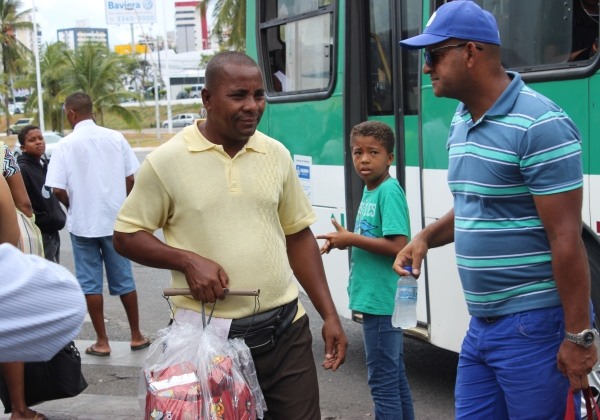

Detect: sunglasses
[424, 43, 483, 67]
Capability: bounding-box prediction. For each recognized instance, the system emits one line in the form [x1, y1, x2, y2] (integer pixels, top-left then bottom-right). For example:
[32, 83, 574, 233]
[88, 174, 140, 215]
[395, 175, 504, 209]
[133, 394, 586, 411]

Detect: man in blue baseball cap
[395, 1, 595, 418]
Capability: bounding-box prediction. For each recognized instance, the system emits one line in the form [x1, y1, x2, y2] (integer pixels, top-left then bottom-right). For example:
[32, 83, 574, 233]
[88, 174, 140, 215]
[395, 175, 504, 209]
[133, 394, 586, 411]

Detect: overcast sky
[28, 0, 177, 48]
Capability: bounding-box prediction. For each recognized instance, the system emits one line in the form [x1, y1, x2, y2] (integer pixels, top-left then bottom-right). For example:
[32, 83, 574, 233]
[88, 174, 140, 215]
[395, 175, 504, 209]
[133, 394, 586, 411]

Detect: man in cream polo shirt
[113, 51, 347, 419]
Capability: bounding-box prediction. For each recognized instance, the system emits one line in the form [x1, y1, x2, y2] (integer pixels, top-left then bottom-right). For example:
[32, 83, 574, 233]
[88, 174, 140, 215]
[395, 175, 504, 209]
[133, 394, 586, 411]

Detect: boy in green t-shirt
[316, 120, 413, 419]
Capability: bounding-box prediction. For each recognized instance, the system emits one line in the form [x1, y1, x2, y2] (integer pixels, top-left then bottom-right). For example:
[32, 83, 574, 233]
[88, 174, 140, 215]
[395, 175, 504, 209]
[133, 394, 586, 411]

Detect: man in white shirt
[46, 92, 149, 357]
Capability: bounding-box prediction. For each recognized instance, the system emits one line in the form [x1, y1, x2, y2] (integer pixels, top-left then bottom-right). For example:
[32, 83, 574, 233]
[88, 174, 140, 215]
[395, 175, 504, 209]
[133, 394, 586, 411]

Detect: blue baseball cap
[400, 1, 500, 50]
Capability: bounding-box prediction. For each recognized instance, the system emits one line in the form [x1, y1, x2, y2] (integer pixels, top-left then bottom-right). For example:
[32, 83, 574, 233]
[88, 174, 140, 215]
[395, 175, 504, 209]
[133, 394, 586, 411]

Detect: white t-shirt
[45, 119, 140, 237]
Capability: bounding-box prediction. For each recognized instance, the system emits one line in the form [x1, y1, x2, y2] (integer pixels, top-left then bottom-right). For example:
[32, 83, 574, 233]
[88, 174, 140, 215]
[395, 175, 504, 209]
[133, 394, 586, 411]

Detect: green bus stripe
[464, 281, 556, 303]
[456, 253, 551, 268]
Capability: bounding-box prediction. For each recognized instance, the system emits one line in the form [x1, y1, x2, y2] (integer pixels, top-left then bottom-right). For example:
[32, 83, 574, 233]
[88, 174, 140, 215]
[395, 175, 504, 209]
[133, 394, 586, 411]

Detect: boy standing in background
[17, 126, 66, 262]
[317, 121, 414, 419]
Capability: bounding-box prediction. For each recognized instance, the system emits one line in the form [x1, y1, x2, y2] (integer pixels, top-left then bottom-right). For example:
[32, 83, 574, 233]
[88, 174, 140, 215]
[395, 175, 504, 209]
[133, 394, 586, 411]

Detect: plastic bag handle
[565, 387, 600, 419]
[163, 287, 260, 297]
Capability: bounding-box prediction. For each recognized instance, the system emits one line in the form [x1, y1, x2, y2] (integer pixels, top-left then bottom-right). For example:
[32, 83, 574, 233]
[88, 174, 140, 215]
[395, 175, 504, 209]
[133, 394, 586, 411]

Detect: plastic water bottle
[392, 266, 418, 329]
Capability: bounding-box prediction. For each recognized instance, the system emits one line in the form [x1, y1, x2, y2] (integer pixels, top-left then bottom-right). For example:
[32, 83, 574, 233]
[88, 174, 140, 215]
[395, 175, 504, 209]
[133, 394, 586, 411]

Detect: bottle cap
[403, 266, 413, 273]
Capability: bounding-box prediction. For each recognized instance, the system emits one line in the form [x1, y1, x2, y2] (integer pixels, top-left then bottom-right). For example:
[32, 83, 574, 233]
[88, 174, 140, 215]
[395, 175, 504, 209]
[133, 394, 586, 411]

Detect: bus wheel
[583, 224, 600, 419]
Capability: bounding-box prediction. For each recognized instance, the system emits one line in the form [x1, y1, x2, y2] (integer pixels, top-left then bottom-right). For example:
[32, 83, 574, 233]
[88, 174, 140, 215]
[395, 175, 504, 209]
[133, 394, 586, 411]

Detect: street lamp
[31, 0, 44, 131]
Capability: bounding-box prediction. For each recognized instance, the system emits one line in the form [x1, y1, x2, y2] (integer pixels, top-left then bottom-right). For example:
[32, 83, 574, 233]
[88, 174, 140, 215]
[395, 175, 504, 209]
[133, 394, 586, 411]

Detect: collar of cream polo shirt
[181, 123, 268, 156]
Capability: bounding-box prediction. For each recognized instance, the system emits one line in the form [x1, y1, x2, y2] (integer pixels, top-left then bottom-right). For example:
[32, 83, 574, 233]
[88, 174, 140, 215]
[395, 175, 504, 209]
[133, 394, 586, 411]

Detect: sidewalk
[0, 340, 146, 420]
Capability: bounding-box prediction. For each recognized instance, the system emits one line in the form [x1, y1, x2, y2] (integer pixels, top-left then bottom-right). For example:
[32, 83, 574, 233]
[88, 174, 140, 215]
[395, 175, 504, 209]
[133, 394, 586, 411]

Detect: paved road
[0, 150, 458, 419]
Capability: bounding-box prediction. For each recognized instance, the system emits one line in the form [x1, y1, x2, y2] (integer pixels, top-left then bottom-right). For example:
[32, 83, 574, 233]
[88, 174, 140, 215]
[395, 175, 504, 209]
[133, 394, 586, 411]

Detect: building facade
[175, 1, 209, 52]
[57, 27, 109, 50]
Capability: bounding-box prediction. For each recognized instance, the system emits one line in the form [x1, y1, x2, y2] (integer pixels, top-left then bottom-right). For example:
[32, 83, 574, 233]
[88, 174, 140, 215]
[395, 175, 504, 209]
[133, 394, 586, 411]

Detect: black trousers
[252, 314, 320, 420]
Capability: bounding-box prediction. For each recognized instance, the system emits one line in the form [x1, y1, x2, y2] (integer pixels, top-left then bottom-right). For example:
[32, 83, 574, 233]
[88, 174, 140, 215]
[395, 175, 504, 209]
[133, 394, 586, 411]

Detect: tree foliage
[0, 0, 32, 133]
[61, 43, 141, 129]
[199, 0, 246, 52]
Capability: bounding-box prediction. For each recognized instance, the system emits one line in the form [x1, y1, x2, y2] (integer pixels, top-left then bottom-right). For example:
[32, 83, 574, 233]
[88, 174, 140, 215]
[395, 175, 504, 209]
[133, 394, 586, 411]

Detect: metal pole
[163, 0, 172, 137]
[32, 0, 45, 131]
[130, 23, 135, 55]
[154, 70, 160, 141]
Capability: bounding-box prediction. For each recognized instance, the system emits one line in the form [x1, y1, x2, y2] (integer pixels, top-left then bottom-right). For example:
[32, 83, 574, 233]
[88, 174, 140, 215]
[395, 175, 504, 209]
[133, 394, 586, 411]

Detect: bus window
[260, 0, 335, 95]
[367, 1, 393, 114]
[472, 0, 598, 69]
[365, 0, 420, 116]
[275, 0, 333, 18]
[400, 1, 422, 115]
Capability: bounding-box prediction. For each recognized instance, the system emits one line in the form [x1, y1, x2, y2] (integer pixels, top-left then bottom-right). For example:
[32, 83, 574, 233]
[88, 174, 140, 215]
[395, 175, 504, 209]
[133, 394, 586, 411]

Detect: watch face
[583, 331, 595, 346]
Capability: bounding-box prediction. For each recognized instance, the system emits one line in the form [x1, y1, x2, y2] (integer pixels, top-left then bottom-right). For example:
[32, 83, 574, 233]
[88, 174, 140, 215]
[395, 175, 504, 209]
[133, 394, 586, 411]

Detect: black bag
[228, 298, 298, 356]
[0, 341, 88, 413]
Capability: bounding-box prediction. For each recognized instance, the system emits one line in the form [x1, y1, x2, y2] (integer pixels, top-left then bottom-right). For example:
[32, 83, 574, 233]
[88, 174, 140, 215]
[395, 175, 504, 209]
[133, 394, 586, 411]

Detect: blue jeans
[362, 314, 414, 420]
[455, 306, 579, 419]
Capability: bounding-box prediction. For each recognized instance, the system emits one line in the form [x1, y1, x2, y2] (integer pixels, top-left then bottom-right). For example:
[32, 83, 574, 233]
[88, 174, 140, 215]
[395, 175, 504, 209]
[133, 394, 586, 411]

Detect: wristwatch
[564, 329, 596, 348]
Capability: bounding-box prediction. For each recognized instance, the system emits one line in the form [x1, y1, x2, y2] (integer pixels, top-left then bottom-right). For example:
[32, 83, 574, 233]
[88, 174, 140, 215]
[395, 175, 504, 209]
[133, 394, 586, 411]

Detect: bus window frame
[429, 0, 600, 84]
[256, 0, 338, 103]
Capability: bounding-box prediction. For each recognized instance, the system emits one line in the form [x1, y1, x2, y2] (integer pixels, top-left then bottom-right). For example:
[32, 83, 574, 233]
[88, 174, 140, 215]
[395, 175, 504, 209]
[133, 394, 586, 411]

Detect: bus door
[344, 1, 435, 336]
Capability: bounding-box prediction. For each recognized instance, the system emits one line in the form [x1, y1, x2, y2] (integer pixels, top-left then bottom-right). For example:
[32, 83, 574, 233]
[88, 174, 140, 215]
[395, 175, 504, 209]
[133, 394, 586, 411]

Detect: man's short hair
[65, 92, 93, 115]
[205, 51, 260, 89]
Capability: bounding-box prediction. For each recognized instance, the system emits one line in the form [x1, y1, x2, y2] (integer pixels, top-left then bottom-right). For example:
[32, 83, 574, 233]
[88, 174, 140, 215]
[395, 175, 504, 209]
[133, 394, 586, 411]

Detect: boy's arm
[315, 218, 407, 257]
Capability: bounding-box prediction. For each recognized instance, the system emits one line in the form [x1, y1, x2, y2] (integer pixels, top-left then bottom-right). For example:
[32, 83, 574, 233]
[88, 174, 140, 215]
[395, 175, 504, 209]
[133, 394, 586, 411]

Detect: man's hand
[181, 252, 229, 303]
[557, 341, 597, 392]
[393, 237, 429, 278]
[315, 218, 353, 254]
[320, 315, 348, 371]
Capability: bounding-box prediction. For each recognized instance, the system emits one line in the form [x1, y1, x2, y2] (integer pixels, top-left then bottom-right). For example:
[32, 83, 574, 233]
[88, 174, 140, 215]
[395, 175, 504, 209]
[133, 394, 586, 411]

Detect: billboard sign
[105, 0, 156, 25]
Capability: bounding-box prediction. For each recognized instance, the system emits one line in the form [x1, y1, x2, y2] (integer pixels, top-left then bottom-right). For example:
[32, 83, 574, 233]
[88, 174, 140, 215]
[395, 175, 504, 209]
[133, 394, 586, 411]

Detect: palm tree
[199, 0, 246, 51]
[0, 0, 33, 133]
[25, 41, 70, 132]
[62, 42, 141, 129]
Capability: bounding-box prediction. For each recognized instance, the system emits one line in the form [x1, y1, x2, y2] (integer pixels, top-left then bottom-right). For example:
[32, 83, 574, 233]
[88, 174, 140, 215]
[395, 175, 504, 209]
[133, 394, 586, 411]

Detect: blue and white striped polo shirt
[447, 71, 583, 317]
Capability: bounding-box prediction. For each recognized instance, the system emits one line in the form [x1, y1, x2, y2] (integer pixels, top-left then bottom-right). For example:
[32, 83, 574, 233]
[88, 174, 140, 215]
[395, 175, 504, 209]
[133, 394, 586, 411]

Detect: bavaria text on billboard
[105, 0, 156, 25]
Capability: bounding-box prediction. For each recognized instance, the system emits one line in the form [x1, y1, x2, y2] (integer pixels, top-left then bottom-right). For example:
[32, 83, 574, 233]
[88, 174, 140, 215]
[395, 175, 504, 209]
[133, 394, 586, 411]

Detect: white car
[189, 84, 204, 98]
[162, 113, 200, 128]
[12, 131, 64, 160]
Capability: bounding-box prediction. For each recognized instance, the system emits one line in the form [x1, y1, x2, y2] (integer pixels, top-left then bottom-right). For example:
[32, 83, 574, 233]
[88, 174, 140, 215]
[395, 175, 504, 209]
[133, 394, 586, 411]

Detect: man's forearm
[418, 208, 455, 249]
[53, 188, 70, 209]
[287, 227, 339, 320]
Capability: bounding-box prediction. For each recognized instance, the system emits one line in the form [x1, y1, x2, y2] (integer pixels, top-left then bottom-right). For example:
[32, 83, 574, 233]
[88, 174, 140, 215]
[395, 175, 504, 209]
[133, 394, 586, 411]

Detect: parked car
[162, 113, 200, 128]
[8, 118, 34, 135]
[176, 90, 190, 99]
[189, 84, 204, 98]
[12, 131, 64, 160]
[8, 102, 25, 114]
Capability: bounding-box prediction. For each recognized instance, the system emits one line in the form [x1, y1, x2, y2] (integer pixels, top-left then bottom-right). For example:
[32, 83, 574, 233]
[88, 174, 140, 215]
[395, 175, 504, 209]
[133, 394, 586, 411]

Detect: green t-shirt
[348, 177, 410, 315]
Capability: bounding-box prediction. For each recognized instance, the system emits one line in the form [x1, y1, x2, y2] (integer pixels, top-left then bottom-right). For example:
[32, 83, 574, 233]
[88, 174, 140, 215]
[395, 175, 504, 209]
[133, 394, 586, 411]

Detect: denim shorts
[70, 233, 135, 296]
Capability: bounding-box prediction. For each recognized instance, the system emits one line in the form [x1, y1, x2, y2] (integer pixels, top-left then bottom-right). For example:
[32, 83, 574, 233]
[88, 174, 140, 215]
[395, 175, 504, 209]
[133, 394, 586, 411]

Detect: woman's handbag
[0, 342, 88, 413]
[564, 387, 600, 419]
[15, 208, 44, 257]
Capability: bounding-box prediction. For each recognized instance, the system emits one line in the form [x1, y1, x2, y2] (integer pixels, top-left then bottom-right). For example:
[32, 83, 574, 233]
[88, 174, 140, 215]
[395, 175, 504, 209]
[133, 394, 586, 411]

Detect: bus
[245, 0, 600, 390]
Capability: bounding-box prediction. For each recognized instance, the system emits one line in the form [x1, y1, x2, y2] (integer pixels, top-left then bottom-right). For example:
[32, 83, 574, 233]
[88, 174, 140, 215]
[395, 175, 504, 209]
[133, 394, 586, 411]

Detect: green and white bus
[246, 0, 600, 370]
